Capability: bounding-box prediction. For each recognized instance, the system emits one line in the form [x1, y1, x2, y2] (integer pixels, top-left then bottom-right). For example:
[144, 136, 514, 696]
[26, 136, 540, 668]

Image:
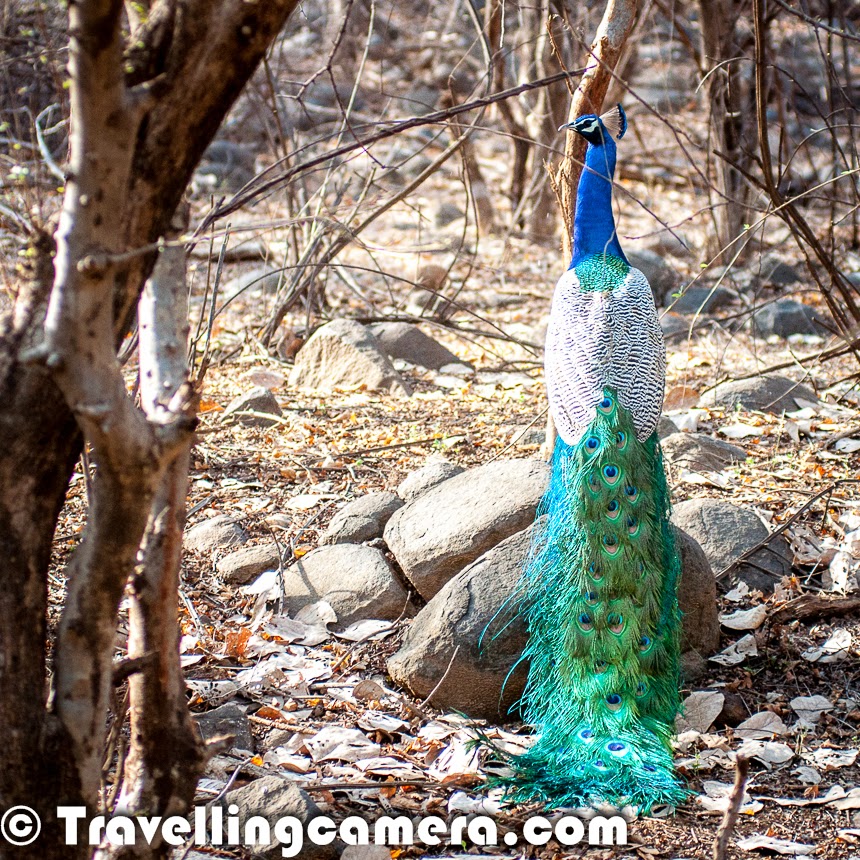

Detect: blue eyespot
[603, 535, 618, 551]
[639, 635, 652, 652]
[579, 728, 594, 741]
[578, 612, 594, 631]
[586, 591, 599, 605]
[606, 693, 623, 711]
[608, 500, 620, 512]
[607, 741, 626, 753]
[604, 465, 618, 479]
[598, 396, 613, 413]
[595, 660, 608, 674]
[593, 759, 607, 770]
[589, 562, 604, 581]
[636, 681, 647, 697]
[625, 485, 638, 498]
[608, 613, 624, 634]
[616, 431, 626, 448]
[585, 436, 600, 452]
[643, 764, 657, 773]
[627, 516, 639, 535]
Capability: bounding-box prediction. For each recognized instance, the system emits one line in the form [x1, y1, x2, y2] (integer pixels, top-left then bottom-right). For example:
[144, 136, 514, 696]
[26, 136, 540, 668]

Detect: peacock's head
[559, 104, 627, 145]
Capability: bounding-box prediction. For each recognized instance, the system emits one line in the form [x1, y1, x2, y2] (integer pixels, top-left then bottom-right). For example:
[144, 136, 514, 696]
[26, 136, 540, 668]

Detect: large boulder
[661, 432, 746, 472]
[698, 374, 817, 414]
[289, 319, 411, 397]
[387, 524, 720, 719]
[369, 321, 465, 371]
[383, 459, 549, 599]
[319, 492, 403, 545]
[284, 544, 408, 624]
[671, 498, 792, 591]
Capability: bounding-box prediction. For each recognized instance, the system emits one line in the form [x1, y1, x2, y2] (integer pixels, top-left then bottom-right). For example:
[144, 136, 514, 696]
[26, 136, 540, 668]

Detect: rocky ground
[13, 1, 860, 858]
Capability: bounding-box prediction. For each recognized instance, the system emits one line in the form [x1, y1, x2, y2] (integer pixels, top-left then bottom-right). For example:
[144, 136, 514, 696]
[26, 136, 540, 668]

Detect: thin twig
[712, 756, 750, 860]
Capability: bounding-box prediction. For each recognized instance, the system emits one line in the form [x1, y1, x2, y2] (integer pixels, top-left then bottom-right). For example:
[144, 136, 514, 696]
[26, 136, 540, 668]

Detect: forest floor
[26, 4, 860, 859]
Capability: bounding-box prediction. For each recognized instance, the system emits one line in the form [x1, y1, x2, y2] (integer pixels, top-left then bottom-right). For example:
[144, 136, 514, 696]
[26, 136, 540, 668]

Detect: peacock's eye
[616, 431, 626, 448]
[604, 465, 619, 480]
[593, 759, 607, 769]
[586, 591, 599, 605]
[603, 534, 618, 551]
[588, 474, 600, 493]
[578, 612, 594, 631]
[639, 635, 652, 652]
[585, 436, 600, 452]
[579, 728, 594, 741]
[636, 681, 647, 697]
[608, 613, 624, 634]
[643, 764, 657, 773]
[607, 741, 626, 753]
[598, 396, 613, 412]
[589, 562, 604, 581]
[625, 485, 638, 499]
[606, 693, 623, 711]
[595, 660, 608, 673]
[627, 516, 638, 534]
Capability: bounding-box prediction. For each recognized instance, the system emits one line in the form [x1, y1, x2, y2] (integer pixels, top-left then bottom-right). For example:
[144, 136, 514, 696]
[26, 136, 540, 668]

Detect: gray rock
[223, 387, 282, 428]
[387, 524, 719, 718]
[658, 416, 679, 439]
[320, 492, 403, 545]
[698, 374, 817, 414]
[196, 140, 257, 191]
[752, 299, 830, 338]
[384, 459, 549, 599]
[193, 702, 254, 752]
[223, 267, 284, 299]
[628, 249, 681, 305]
[289, 319, 411, 397]
[369, 322, 465, 371]
[217, 544, 281, 585]
[672, 498, 792, 592]
[285, 544, 408, 624]
[669, 286, 732, 316]
[760, 255, 801, 286]
[397, 460, 465, 501]
[661, 432, 746, 471]
[434, 202, 465, 228]
[660, 311, 691, 342]
[219, 777, 336, 860]
[185, 515, 247, 553]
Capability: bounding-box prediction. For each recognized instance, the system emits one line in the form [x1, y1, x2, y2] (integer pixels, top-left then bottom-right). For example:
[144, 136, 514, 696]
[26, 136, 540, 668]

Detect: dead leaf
[678, 691, 725, 733]
[736, 711, 788, 739]
[735, 834, 814, 854]
[710, 633, 759, 666]
[720, 605, 768, 630]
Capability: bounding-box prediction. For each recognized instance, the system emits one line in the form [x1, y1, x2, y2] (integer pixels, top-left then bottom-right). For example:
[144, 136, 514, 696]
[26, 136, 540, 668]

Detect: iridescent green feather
[495, 389, 687, 811]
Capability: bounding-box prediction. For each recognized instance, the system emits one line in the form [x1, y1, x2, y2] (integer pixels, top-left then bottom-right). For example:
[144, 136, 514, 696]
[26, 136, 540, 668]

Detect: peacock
[496, 104, 686, 811]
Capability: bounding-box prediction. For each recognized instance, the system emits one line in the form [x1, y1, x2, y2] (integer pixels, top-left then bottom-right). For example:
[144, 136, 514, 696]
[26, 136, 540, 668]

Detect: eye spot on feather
[607, 499, 621, 520]
[585, 591, 600, 606]
[592, 759, 608, 770]
[595, 660, 609, 674]
[603, 464, 620, 485]
[608, 613, 625, 634]
[643, 764, 657, 773]
[605, 693, 623, 712]
[636, 681, 647, 697]
[579, 728, 595, 741]
[602, 534, 619, 555]
[624, 485, 639, 502]
[616, 431, 627, 450]
[598, 395, 613, 413]
[577, 612, 594, 632]
[588, 474, 600, 494]
[627, 516, 640, 536]
[589, 562, 604, 581]
[639, 635, 652, 653]
[607, 741, 628, 756]
[584, 436, 600, 453]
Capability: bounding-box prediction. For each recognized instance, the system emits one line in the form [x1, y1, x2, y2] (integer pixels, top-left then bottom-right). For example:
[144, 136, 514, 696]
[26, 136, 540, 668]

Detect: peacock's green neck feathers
[494, 388, 686, 811]
[574, 253, 630, 292]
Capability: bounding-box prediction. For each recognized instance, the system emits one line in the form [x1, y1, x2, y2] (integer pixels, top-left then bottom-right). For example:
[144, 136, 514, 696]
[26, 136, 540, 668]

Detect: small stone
[289, 319, 411, 397]
[698, 374, 817, 414]
[218, 777, 336, 860]
[397, 460, 465, 501]
[193, 702, 254, 752]
[223, 267, 284, 299]
[217, 544, 281, 585]
[185, 515, 247, 553]
[223, 387, 282, 428]
[660, 312, 691, 342]
[320, 492, 403, 545]
[752, 299, 829, 338]
[628, 249, 682, 305]
[658, 416, 679, 439]
[284, 544, 408, 624]
[760, 255, 800, 286]
[672, 498, 792, 591]
[434, 202, 465, 228]
[369, 321, 466, 371]
[717, 691, 749, 727]
[661, 432, 746, 471]
[384, 459, 549, 599]
[668, 285, 732, 316]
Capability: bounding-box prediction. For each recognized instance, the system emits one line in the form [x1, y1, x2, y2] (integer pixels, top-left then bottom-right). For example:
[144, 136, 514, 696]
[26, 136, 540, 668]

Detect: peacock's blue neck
[570, 138, 628, 269]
